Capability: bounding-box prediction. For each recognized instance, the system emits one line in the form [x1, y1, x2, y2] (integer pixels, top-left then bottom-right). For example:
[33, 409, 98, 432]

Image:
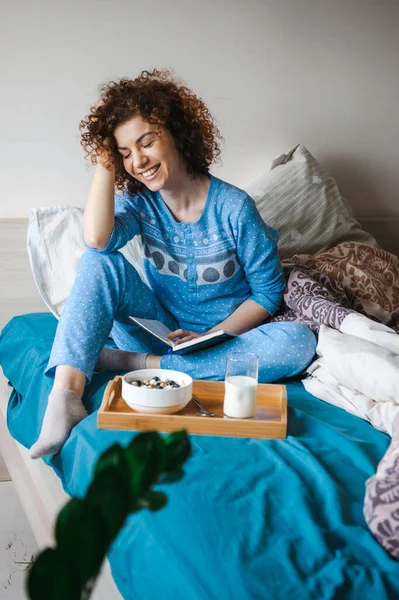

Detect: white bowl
[121, 369, 193, 414]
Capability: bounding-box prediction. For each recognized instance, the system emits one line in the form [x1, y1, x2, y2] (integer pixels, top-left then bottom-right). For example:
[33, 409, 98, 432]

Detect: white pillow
[245, 144, 377, 259]
[27, 206, 149, 318]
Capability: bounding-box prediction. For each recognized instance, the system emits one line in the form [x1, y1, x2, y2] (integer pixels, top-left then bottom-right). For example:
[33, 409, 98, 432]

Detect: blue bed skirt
[1, 313, 398, 600]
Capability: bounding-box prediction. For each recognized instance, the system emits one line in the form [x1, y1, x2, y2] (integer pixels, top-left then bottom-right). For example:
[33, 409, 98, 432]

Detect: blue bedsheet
[1, 313, 398, 600]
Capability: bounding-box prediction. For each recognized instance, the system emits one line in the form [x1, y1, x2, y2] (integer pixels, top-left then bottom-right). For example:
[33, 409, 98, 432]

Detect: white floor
[0, 483, 37, 599]
[0, 219, 48, 599]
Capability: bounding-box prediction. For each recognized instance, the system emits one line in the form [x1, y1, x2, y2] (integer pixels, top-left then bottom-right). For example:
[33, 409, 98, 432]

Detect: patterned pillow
[363, 414, 399, 560]
[245, 144, 377, 259]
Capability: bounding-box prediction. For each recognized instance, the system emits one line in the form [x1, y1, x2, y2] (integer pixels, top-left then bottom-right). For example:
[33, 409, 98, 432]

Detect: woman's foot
[29, 388, 88, 459]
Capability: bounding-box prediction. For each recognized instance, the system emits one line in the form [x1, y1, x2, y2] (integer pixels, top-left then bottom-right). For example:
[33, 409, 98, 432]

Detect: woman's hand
[167, 329, 206, 345]
[91, 98, 115, 171]
[97, 136, 115, 171]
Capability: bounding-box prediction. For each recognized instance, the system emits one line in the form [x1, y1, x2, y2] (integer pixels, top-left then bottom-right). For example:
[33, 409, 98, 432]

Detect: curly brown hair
[79, 67, 224, 197]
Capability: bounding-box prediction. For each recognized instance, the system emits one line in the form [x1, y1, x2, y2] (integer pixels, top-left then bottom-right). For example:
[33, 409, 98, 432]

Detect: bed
[1, 144, 399, 599]
[1, 312, 399, 599]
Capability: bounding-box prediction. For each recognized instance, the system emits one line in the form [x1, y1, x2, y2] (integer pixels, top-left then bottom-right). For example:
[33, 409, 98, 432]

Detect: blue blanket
[1, 313, 398, 600]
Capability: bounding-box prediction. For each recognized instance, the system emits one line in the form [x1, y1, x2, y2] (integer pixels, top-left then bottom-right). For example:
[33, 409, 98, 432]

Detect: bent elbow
[83, 235, 109, 251]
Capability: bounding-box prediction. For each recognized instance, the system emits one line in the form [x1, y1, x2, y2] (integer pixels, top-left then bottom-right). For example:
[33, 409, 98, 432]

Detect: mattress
[1, 312, 399, 600]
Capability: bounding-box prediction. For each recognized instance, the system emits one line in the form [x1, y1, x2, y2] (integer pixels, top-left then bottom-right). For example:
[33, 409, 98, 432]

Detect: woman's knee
[258, 321, 317, 374]
[79, 248, 122, 268]
[77, 249, 129, 281]
[73, 251, 129, 300]
[286, 321, 317, 346]
[281, 322, 317, 371]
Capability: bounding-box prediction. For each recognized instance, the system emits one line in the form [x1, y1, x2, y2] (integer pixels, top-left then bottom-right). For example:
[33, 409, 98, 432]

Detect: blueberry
[136, 380, 142, 387]
[153, 376, 160, 382]
[172, 383, 180, 388]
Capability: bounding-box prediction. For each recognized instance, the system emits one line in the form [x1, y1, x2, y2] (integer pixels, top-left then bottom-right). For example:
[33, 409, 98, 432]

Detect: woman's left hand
[167, 329, 206, 345]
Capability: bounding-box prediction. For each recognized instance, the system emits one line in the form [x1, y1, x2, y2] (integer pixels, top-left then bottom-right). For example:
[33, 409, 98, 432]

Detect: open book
[129, 317, 236, 355]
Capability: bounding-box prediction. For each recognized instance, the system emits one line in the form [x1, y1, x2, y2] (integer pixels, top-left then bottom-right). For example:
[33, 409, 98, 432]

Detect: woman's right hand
[91, 98, 115, 171]
[97, 136, 115, 172]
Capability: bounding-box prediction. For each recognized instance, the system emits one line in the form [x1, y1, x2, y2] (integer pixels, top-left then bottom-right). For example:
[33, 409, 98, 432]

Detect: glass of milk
[224, 352, 259, 418]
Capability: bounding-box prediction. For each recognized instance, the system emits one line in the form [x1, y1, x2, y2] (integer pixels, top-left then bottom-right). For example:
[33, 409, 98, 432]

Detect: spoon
[191, 395, 216, 417]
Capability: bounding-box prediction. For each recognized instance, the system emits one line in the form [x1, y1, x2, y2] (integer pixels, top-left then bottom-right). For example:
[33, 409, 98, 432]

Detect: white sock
[29, 388, 88, 459]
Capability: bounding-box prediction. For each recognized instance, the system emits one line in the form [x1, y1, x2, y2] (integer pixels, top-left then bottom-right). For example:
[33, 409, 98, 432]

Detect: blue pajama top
[95, 174, 286, 332]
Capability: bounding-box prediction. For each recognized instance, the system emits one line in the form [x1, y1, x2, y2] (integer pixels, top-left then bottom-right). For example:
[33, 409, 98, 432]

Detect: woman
[29, 68, 316, 459]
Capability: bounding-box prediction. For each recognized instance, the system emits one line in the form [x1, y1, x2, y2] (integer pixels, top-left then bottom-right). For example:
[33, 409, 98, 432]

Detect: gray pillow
[245, 144, 377, 259]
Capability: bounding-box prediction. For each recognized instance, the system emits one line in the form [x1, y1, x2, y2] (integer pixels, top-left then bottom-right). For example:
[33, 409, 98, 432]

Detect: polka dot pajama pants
[45, 250, 317, 384]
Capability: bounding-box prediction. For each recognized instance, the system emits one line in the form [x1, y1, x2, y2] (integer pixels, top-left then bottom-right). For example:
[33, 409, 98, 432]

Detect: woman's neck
[158, 173, 210, 221]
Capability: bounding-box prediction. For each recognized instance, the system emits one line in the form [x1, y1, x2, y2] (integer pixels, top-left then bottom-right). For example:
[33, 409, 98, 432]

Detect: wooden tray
[98, 377, 287, 439]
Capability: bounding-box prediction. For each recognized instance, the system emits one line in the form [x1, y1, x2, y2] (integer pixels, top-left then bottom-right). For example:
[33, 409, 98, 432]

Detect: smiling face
[114, 114, 187, 190]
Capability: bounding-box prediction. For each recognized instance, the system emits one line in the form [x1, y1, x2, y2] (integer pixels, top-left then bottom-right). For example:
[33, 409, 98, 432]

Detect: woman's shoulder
[213, 175, 278, 238]
[214, 175, 251, 199]
[213, 175, 254, 214]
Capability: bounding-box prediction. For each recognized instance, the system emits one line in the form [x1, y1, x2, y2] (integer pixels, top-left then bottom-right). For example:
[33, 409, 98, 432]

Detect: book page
[129, 317, 174, 345]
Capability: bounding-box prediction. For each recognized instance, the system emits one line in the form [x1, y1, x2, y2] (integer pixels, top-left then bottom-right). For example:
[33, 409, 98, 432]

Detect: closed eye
[122, 141, 154, 159]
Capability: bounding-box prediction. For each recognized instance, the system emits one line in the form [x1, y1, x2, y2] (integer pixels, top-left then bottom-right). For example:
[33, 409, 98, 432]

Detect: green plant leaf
[128, 431, 166, 495]
[123, 448, 142, 512]
[158, 467, 186, 484]
[94, 443, 130, 483]
[138, 491, 168, 512]
[28, 429, 191, 599]
[86, 468, 131, 545]
[54, 498, 108, 586]
[163, 430, 191, 472]
[27, 548, 80, 600]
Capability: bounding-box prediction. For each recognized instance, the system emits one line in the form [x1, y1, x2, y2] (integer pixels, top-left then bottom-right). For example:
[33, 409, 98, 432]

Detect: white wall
[1, 0, 398, 224]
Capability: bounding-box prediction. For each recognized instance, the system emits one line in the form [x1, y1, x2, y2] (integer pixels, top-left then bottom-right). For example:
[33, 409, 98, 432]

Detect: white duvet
[303, 313, 399, 435]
